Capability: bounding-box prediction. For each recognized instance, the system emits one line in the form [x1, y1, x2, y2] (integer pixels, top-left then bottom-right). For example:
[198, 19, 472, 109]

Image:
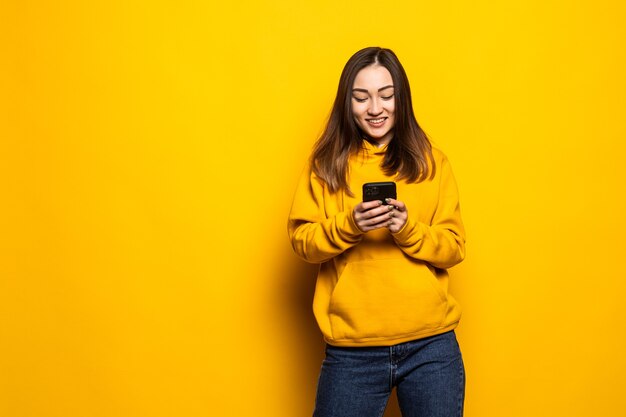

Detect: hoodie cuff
[342, 210, 365, 241]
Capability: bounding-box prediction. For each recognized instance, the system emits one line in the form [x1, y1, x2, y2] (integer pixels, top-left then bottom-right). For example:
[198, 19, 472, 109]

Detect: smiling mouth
[366, 117, 387, 126]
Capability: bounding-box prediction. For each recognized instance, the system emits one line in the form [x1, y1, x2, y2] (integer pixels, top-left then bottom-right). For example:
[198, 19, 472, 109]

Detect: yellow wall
[2, 1, 625, 416]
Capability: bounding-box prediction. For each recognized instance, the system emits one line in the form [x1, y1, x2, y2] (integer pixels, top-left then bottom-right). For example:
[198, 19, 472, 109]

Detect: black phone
[362, 182, 397, 204]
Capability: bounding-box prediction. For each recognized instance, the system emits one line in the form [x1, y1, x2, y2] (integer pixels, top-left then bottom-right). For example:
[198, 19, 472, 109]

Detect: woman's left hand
[384, 198, 408, 233]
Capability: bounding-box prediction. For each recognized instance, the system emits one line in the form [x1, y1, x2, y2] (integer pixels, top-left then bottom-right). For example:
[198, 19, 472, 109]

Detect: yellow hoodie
[288, 140, 465, 347]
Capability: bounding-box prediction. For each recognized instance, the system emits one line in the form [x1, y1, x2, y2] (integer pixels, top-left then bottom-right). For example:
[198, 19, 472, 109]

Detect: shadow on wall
[277, 254, 403, 417]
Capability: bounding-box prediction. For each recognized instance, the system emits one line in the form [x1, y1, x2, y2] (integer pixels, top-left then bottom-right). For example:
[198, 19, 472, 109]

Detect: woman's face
[351, 65, 396, 146]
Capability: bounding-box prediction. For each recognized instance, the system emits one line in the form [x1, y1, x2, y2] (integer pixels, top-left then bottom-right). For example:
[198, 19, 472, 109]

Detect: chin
[368, 131, 392, 141]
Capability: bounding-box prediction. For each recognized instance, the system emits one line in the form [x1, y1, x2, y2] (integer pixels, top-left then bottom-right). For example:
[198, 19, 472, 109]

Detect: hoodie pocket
[328, 257, 447, 341]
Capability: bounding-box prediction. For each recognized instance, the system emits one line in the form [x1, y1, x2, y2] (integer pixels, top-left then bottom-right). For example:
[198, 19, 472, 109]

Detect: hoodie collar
[361, 139, 388, 156]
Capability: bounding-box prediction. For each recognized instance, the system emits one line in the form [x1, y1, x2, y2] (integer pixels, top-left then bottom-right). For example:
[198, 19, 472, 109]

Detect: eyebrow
[352, 85, 395, 93]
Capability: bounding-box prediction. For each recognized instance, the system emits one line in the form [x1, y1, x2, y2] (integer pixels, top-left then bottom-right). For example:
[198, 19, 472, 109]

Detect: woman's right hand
[352, 200, 395, 232]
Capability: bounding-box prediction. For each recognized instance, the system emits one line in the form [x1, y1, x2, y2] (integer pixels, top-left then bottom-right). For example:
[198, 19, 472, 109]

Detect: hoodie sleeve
[391, 155, 466, 269]
[287, 165, 363, 263]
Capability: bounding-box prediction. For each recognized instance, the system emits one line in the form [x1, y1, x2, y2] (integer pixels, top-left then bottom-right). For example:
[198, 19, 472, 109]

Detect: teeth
[368, 118, 385, 123]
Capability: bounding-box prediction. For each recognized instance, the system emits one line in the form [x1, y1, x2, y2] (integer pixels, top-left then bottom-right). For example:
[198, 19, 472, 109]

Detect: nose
[368, 98, 383, 116]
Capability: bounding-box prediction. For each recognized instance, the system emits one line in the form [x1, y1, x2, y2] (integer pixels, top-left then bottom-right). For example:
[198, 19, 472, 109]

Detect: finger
[362, 204, 395, 219]
[356, 200, 383, 213]
[362, 220, 390, 232]
[386, 217, 402, 232]
[385, 198, 406, 212]
[365, 212, 395, 227]
[359, 215, 385, 229]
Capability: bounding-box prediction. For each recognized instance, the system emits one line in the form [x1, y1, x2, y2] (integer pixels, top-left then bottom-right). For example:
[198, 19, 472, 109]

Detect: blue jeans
[313, 331, 465, 417]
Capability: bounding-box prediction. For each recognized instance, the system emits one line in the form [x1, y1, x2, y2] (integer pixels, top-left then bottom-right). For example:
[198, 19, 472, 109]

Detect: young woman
[288, 47, 466, 417]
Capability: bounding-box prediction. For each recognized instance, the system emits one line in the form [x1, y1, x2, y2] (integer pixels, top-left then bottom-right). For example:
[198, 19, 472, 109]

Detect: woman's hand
[352, 198, 408, 233]
[384, 198, 407, 233]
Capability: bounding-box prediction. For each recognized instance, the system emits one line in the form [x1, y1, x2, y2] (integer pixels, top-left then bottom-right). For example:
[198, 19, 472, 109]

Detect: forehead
[353, 65, 393, 89]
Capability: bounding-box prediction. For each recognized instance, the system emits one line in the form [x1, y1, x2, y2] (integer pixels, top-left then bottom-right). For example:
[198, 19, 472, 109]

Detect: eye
[353, 97, 367, 103]
[381, 95, 394, 101]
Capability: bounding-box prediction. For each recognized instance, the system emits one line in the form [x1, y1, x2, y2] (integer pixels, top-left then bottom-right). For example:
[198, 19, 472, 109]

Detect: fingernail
[387, 205, 394, 211]
[384, 198, 391, 203]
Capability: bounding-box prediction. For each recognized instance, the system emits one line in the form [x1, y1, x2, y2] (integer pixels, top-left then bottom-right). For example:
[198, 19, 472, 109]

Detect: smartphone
[362, 182, 397, 204]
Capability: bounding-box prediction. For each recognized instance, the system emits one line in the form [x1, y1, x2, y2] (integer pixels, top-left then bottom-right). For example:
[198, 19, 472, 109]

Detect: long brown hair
[311, 47, 435, 194]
